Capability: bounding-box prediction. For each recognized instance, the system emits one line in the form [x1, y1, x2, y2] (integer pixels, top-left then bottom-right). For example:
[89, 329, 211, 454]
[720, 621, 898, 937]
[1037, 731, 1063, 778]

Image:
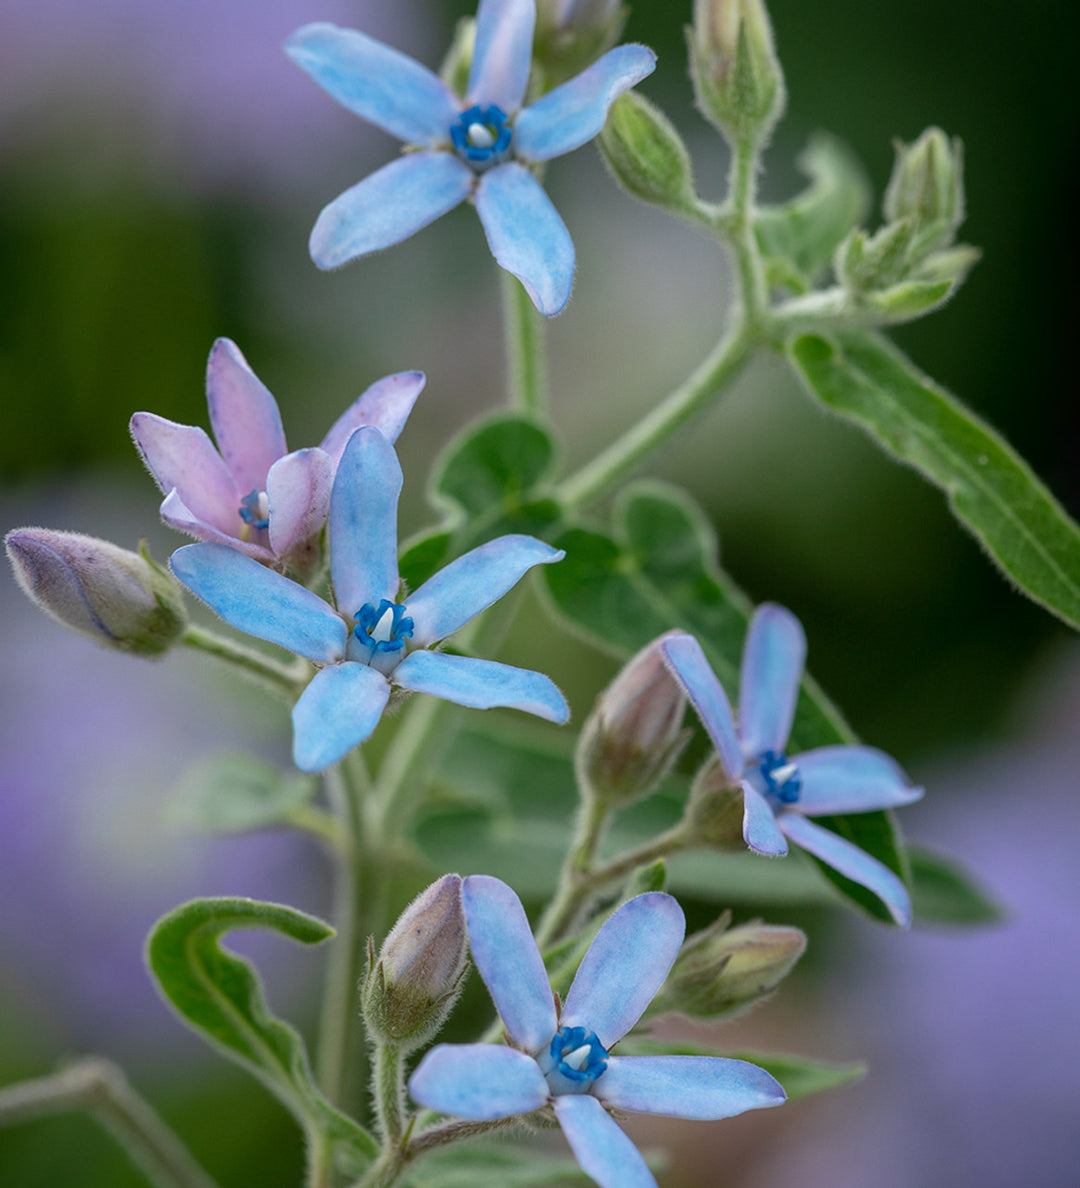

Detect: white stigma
[563, 1044, 593, 1071]
[467, 122, 496, 148]
[370, 606, 396, 643]
[773, 763, 798, 785]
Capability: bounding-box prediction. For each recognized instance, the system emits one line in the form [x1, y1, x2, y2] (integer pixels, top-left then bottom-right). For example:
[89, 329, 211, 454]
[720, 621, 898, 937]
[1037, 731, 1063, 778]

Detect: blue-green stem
[180, 623, 305, 699]
[501, 269, 550, 418]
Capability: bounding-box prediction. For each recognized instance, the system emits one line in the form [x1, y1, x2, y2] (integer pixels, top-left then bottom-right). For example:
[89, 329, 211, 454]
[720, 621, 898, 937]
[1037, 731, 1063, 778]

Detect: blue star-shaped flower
[170, 427, 569, 772]
[285, 0, 656, 315]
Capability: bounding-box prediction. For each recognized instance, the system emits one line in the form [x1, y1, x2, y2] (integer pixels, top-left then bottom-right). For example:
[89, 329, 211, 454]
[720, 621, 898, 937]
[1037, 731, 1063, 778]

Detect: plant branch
[502, 270, 550, 418]
[179, 624, 304, 699]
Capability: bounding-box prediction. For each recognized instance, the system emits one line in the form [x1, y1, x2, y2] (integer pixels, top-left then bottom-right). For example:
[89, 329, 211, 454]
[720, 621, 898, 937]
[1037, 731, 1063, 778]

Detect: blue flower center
[238, 489, 270, 532]
[352, 599, 414, 660]
[539, 1026, 609, 1095]
[451, 104, 512, 169]
[757, 749, 802, 805]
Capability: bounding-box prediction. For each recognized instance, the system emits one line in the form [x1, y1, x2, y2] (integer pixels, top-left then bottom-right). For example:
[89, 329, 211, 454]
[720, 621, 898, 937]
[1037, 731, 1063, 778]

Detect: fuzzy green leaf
[169, 752, 315, 833]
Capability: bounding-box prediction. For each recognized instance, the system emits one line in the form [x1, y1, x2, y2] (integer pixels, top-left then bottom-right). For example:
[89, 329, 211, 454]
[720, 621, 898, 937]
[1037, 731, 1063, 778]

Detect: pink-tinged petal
[599, 1056, 785, 1119]
[310, 152, 474, 270]
[266, 448, 333, 559]
[475, 164, 574, 316]
[330, 428, 402, 618]
[779, 813, 913, 928]
[795, 745, 924, 816]
[659, 633, 744, 780]
[170, 543, 346, 663]
[392, 652, 569, 724]
[741, 780, 789, 856]
[515, 45, 658, 162]
[319, 371, 426, 464]
[285, 23, 462, 146]
[462, 875, 557, 1053]
[467, 0, 535, 113]
[160, 489, 270, 562]
[291, 662, 390, 772]
[409, 1044, 548, 1120]
[130, 412, 238, 535]
[561, 893, 684, 1049]
[739, 603, 806, 758]
[205, 338, 288, 498]
[554, 1095, 656, 1188]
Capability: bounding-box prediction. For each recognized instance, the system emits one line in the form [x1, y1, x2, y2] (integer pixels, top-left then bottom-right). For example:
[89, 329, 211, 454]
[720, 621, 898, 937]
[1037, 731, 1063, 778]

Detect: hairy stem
[372, 1042, 406, 1149]
[502, 270, 550, 418]
[179, 624, 304, 698]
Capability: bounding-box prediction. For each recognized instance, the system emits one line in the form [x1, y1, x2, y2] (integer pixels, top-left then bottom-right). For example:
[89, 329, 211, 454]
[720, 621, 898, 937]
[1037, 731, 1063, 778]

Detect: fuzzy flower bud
[6, 529, 187, 657]
[884, 127, 965, 251]
[684, 757, 745, 849]
[599, 91, 698, 214]
[364, 874, 468, 1049]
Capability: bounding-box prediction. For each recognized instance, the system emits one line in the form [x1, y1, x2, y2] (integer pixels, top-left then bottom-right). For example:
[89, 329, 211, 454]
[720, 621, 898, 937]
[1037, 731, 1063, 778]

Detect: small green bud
[684, 757, 745, 849]
[363, 874, 467, 1050]
[535, 1, 627, 85]
[599, 91, 698, 213]
[884, 127, 965, 252]
[623, 859, 668, 898]
[439, 17, 476, 97]
[6, 528, 187, 657]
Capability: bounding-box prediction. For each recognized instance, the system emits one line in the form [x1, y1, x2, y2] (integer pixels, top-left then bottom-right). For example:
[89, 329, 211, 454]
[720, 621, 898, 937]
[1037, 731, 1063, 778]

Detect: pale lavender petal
[392, 652, 569, 723]
[170, 543, 345, 663]
[130, 412, 238, 535]
[310, 152, 474, 270]
[285, 22, 462, 146]
[319, 372, 426, 464]
[408, 1044, 548, 1120]
[160, 490, 270, 562]
[561, 893, 684, 1048]
[330, 428, 401, 619]
[205, 338, 288, 497]
[266, 448, 333, 559]
[659, 633, 744, 780]
[515, 45, 658, 162]
[739, 603, 806, 758]
[779, 813, 913, 928]
[741, 780, 789, 856]
[466, 0, 535, 113]
[405, 535, 564, 646]
[795, 745, 924, 816]
[291, 662, 390, 772]
[554, 1095, 656, 1188]
[599, 1056, 785, 1119]
[462, 875, 557, 1052]
[474, 163, 574, 317]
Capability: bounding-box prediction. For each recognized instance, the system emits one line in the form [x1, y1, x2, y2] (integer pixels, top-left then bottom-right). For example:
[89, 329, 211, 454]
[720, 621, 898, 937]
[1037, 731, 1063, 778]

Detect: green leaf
[789, 330, 1080, 632]
[168, 752, 316, 833]
[862, 278, 954, 322]
[145, 898, 377, 1169]
[909, 845, 1002, 926]
[543, 481, 909, 924]
[399, 529, 454, 595]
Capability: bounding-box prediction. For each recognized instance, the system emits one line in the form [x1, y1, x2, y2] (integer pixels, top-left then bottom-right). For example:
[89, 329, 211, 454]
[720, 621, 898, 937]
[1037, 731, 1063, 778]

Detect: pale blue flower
[660, 604, 924, 926]
[285, 0, 656, 315]
[410, 876, 784, 1188]
[170, 428, 568, 771]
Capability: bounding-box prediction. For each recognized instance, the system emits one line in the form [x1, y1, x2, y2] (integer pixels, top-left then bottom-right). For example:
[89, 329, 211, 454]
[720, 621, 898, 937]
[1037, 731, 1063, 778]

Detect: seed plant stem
[179, 623, 304, 698]
[502, 269, 550, 417]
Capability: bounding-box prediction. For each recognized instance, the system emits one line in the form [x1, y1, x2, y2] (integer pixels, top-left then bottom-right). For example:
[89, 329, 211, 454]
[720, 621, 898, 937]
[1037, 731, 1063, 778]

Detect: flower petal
[599, 1056, 785, 1119]
[408, 1043, 548, 1121]
[130, 412, 238, 535]
[739, 603, 806, 758]
[554, 1095, 656, 1188]
[205, 338, 288, 498]
[291, 662, 390, 772]
[741, 780, 789, 856]
[330, 427, 402, 619]
[159, 490, 271, 561]
[474, 163, 574, 316]
[266, 448, 333, 559]
[467, 0, 535, 113]
[319, 371, 426, 465]
[392, 652, 569, 723]
[170, 542, 345, 663]
[795, 745, 924, 816]
[659, 633, 744, 780]
[462, 875, 557, 1053]
[779, 812, 913, 928]
[310, 152, 474, 271]
[561, 893, 684, 1049]
[515, 44, 658, 162]
[405, 535, 564, 646]
[285, 22, 462, 146]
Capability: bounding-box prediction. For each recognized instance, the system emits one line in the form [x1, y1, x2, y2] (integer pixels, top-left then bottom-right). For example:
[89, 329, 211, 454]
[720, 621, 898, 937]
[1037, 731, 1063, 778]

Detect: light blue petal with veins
[393, 652, 569, 723]
[170, 543, 345, 663]
[310, 152, 474, 270]
[741, 780, 789, 856]
[320, 372, 425, 465]
[739, 603, 806, 758]
[561, 893, 684, 1049]
[462, 875, 557, 1053]
[599, 1056, 785, 1119]
[795, 745, 924, 816]
[475, 163, 574, 316]
[285, 23, 462, 146]
[467, 0, 535, 113]
[408, 1044, 548, 1120]
[555, 1096, 657, 1188]
[291, 662, 390, 772]
[515, 44, 658, 162]
[660, 633, 744, 780]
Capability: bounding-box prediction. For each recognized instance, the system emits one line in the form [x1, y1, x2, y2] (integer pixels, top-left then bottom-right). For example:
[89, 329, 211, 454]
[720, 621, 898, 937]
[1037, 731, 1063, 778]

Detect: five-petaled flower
[409, 875, 785, 1188]
[660, 604, 923, 926]
[131, 337, 424, 573]
[170, 427, 568, 772]
[285, 0, 656, 315]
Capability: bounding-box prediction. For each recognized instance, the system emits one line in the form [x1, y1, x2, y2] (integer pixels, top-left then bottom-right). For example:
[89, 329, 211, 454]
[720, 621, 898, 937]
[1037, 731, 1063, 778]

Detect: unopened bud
[599, 91, 698, 214]
[364, 874, 467, 1049]
[685, 757, 745, 849]
[6, 529, 187, 657]
[535, 1, 627, 84]
[884, 128, 965, 251]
